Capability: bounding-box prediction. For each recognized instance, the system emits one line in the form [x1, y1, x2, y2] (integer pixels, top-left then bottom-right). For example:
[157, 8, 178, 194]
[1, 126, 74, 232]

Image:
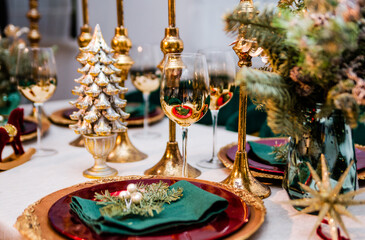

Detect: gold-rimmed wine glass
[16, 47, 57, 157]
[160, 53, 210, 177]
[197, 49, 236, 169]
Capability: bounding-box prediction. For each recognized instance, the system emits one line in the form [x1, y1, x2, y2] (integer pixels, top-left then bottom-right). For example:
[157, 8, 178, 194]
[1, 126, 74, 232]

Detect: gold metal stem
[27, 0, 41, 47]
[116, 0, 124, 27]
[169, 119, 176, 142]
[82, 0, 89, 26]
[168, 0, 176, 27]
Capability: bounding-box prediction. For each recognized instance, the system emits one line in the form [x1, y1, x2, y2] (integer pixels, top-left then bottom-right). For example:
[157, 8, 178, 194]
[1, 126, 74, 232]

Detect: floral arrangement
[225, 0, 365, 139]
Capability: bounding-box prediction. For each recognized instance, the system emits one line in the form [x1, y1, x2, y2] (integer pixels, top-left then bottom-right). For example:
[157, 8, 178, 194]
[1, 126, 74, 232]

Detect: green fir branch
[94, 181, 183, 218]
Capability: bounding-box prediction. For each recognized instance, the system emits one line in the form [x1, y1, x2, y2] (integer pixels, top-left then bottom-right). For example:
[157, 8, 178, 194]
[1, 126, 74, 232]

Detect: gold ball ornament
[131, 192, 143, 204]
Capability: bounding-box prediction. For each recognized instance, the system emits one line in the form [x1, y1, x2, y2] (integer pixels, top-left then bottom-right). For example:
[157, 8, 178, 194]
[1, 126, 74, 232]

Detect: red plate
[48, 179, 250, 240]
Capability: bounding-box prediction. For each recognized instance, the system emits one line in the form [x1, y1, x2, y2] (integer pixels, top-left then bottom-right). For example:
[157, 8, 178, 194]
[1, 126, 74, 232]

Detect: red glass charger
[48, 178, 250, 240]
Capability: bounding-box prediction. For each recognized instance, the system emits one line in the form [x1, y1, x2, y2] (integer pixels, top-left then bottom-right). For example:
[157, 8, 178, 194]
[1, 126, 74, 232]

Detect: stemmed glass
[197, 49, 236, 169]
[130, 43, 161, 139]
[160, 53, 210, 177]
[16, 47, 57, 157]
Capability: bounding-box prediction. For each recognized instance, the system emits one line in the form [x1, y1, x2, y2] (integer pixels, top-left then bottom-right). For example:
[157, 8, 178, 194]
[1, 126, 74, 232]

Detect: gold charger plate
[49, 106, 165, 127]
[21, 116, 51, 142]
[15, 175, 266, 240]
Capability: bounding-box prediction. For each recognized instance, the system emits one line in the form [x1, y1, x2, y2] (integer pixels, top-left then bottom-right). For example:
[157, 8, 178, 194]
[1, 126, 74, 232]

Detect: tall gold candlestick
[69, 0, 93, 148]
[107, 0, 147, 163]
[222, 0, 271, 199]
[144, 0, 200, 178]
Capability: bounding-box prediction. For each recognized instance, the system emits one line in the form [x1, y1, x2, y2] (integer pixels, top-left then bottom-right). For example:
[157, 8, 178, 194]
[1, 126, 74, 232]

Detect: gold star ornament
[286, 154, 365, 240]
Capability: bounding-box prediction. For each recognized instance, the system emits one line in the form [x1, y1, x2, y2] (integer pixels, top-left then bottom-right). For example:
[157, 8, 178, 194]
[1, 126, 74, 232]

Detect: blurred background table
[0, 99, 364, 240]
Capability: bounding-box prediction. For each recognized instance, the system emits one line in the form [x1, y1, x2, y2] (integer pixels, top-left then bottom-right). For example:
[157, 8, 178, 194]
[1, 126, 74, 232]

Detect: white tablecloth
[0, 99, 364, 240]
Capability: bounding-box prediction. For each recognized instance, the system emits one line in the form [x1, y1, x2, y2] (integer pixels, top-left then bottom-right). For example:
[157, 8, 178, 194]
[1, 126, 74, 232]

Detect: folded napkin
[248, 141, 287, 166]
[70, 180, 228, 236]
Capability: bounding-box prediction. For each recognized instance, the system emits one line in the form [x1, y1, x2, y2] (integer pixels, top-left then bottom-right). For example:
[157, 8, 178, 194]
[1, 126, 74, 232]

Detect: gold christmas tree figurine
[70, 24, 129, 136]
[69, 24, 129, 178]
[286, 154, 365, 240]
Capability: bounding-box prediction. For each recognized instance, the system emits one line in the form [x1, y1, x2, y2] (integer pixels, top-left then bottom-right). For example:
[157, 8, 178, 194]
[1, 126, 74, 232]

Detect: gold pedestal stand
[69, 0, 92, 148]
[222, 84, 270, 198]
[222, 0, 270, 199]
[144, 0, 200, 178]
[107, 0, 147, 163]
[145, 120, 200, 178]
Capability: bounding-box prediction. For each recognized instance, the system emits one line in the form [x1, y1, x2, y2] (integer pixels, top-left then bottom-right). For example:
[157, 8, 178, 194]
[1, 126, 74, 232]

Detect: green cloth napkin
[248, 141, 286, 166]
[70, 180, 228, 236]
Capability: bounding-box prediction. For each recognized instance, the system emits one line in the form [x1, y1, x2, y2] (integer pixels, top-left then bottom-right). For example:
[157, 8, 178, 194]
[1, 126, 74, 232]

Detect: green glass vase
[283, 107, 358, 205]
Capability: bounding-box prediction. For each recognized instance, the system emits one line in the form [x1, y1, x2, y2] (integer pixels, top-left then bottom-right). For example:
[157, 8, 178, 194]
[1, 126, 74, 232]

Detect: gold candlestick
[144, 0, 200, 178]
[107, 0, 147, 163]
[221, 0, 270, 199]
[69, 0, 93, 148]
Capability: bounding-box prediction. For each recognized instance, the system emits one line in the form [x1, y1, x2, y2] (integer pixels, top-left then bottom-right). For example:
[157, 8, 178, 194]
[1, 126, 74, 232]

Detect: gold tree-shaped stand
[144, 0, 200, 178]
[107, 0, 147, 163]
[221, 0, 271, 199]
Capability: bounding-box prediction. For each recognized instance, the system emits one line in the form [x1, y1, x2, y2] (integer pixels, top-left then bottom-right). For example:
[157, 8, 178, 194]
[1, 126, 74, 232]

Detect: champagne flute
[130, 43, 161, 139]
[197, 49, 236, 169]
[161, 53, 210, 177]
[16, 47, 57, 157]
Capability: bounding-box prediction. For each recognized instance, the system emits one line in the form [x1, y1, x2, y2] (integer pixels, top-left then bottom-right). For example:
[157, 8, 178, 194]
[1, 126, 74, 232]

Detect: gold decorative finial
[27, 0, 41, 47]
[157, 0, 184, 71]
[78, 0, 92, 48]
[285, 154, 365, 240]
[222, 0, 271, 199]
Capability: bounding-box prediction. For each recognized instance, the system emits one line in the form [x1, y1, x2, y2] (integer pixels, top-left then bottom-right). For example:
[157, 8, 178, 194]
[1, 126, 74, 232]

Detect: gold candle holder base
[107, 131, 147, 163]
[69, 135, 84, 147]
[83, 134, 118, 179]
[144, 142, 201, 178]
[222, 151, 271, 199]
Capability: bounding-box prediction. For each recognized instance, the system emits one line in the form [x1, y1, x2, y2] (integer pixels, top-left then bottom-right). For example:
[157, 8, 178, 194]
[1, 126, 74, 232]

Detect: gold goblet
[83, 134, 118, 179]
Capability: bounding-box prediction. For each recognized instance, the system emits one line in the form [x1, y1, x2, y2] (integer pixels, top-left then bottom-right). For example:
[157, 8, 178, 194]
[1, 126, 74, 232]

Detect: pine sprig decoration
[94, 181, 183, 218]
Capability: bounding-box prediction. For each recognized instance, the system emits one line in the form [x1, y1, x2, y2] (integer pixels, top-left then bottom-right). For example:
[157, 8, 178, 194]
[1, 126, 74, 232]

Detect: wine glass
[197, 49, 236, 169]
[16, 47, 57, 157]
[160, 53, 210, 177]
[130, 43, 161, 139]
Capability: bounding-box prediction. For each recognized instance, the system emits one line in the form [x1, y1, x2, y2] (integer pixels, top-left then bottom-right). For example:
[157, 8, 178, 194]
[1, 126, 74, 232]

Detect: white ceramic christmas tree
[69, 24, 129, 178]
[70, 24, 129, 136]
